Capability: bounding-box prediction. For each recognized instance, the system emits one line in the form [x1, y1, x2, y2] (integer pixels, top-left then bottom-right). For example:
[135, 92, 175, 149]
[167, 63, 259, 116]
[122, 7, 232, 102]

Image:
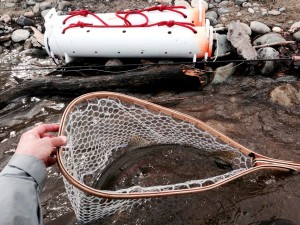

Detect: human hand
[15, 124, 67, 167]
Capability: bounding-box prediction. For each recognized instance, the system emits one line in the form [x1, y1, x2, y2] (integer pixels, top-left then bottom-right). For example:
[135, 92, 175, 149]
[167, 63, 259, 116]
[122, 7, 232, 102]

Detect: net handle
[57, 92, 300, 199]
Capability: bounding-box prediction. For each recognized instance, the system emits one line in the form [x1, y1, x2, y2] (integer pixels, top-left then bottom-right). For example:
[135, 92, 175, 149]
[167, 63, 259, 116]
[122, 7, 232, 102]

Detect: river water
[0, 49, 300, 225]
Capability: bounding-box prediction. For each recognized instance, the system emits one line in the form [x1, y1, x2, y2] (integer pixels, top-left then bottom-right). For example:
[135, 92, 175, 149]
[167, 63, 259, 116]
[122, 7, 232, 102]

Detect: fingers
[31, 124, 60, 136]
[48, 136, 68, 148]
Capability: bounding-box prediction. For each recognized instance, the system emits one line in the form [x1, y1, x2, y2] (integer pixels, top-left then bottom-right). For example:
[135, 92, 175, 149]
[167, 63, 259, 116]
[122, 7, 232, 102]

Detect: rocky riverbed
[0, 0, 300, 224]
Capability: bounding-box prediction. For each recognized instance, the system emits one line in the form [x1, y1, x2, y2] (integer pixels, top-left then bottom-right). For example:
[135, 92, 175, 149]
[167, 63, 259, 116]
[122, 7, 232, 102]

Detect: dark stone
[16, 16, 35, 26]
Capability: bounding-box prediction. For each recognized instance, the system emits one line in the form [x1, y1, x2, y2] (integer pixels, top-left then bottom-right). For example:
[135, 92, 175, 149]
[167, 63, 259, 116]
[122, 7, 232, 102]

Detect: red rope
[62, 6, 196, 33]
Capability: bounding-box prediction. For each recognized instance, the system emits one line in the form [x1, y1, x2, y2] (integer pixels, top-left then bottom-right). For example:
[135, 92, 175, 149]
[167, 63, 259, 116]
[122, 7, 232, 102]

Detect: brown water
[0, 55, 300, 224]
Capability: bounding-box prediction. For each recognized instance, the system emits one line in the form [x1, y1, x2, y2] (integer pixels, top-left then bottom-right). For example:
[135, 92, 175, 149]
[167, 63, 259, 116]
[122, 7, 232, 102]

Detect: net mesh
[59, 94, 252, 223]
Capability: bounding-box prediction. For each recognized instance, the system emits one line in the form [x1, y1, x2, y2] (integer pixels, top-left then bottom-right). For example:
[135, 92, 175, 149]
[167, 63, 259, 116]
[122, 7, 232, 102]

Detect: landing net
[58, 92, 252, 223]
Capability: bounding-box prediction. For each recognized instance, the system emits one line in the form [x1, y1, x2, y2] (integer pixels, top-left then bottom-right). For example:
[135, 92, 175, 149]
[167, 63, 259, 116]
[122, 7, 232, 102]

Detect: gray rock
[272, 27, 282, 33]
[218, 1, 229, 7]
[214, 0, 222, 3]
[235, 0, 247, 5]
[214, 33, 235, 56]
[218, 7, 230, 14]
[253, 33, 286, 46]
[206, 16, 218, 26]
[289, 21, 300, 33]
[257, 47, 279, 75]
[26, 0, 36, 6]
[208, 3, 215, 9]
[206, 11, 218, 20]
[243, 2, 252, 7]
[293, 31, 300, 41]
[268, 10, 281, 16]
[40, 1, 53, 11]
[16, 16, 35, 26]
[250, 21, 270, 34]
[5, 3, 16, 8]
[11, 29, 30, 42]
[270, 84, 300, 107]
[212, 63, 235, 84]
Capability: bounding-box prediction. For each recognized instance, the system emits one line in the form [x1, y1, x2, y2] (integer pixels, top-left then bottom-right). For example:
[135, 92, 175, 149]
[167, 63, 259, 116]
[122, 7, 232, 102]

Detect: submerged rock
[270, 83, 300, 107]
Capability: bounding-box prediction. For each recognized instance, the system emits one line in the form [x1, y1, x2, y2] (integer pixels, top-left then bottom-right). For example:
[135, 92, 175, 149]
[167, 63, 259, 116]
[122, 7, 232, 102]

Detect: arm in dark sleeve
[0, 154, 47, 225]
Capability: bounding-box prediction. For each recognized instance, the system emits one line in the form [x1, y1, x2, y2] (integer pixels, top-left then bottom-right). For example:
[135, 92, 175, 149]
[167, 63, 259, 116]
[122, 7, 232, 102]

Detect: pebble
[206, 16, 218, 26]
[242, 2, 252, 7]
[289, 21, 300, 33]
[235, 0, 247, 5]
[1, 14, 11, 23]
[214, 0, 222, 3]
[58, 1, 72, 10]
[174, 0, 192, 8]
[24, 11, 35, 18]
[5, 3, 16, 8]
[279, 7, 286, 12]
[39, 1, 53, 11]
[11, 29, 30, 42]
[293, 31, 300, 41]
[218, 7, 230, 14]
[253, 33, 286, 45]
[253, 3, 260, 7]
[257, 47, 279, 75]
[33, 3, 40, 14]
[248, 8, 254, 14]
[16, 16, 35, 26]
[270, 84, 300, 107]
[236, 12, 242, 17]
[26, 0, 36, 6]
[206, 11, 218, 20]
[105, 59, 123, 71]
[268, 10, 281, 16]
[272, 27, 282, 33]
[261, 12, 268, 16]
[260, 8, 267, 12]
[250, 21, 270, 34]
[218, 1, 229, 7]
[212, 63, 235, 84]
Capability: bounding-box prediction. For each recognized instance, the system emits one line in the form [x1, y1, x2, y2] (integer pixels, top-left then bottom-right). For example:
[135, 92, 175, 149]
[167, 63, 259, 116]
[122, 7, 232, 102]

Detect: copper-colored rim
[57, 92, 300, 199]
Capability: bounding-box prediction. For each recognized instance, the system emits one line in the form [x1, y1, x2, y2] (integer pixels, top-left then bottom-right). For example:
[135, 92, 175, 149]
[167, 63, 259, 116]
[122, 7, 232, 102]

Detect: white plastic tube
[44, 8, 212, 63]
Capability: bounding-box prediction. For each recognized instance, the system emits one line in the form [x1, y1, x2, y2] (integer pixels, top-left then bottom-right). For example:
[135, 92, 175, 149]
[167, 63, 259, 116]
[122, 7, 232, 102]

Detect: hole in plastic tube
[87, 30, 90, 33]
[122, 30, 126, 33]
[168, 31, 172, 34]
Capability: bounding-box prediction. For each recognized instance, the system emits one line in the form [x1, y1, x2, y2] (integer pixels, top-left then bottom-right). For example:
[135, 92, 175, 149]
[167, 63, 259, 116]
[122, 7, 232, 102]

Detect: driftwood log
[0, 64, 202, 109]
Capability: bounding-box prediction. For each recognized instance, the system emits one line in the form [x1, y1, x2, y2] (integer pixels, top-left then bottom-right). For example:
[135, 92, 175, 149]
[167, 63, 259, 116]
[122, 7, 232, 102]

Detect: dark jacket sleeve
[0, 154, 47, 225]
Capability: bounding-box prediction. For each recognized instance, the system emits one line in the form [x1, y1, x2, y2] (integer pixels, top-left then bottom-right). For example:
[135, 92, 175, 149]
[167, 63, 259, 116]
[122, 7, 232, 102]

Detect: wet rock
[268, 10, 281, 16]
[174, 0, 191, 8]
[16, 16, 35, 26]
[235, 0, 247, 5]
[257, 47, 279, 75]
[11, 29, 30, 42]
[58, 1, 72, 10]
[248, 8, 254, 14]
[214, 33, 234, 56]
[212, 63, 235, 84]
[270, 84, 300, 107]
[289, 21, 300, 33]
[293, 31, 300, 41]
[218, 7, 230, 14]
[1, 15, 12, 24]
[253, 33, 286, 46]
[250, 21, 270, 34]
[24, 11, 35, 18]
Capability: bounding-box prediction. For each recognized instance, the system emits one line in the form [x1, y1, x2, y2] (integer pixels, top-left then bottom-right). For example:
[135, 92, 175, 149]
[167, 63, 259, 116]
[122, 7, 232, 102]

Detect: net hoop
[57, 92, 292, 199]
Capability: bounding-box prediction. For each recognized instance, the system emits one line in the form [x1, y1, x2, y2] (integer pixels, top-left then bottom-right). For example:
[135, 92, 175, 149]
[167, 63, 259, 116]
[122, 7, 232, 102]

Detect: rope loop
[69, 9, 91, 17]
[62, 21, 93, 33]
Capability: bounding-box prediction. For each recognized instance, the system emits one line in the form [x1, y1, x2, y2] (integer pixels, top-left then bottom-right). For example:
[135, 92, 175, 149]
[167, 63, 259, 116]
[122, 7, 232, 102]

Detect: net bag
[57, 92, 300, 224]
